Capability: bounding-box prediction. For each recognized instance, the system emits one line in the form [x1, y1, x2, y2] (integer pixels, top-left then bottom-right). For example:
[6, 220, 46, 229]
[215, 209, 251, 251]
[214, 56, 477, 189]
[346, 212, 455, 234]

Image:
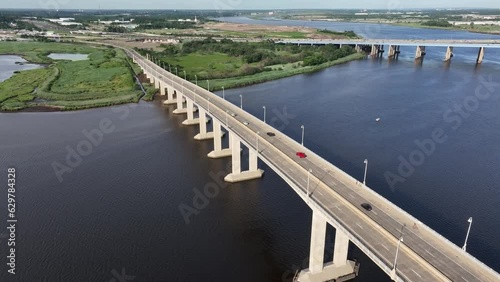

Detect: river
[0, 55, 41, 82]
[0, 19, 499, 281]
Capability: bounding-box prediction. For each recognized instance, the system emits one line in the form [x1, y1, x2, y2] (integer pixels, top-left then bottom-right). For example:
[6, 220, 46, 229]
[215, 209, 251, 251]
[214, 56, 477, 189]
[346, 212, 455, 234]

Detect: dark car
[267, 132, 276, 137]
[361, 203, 372, 211]
[296, 152, 307, 159]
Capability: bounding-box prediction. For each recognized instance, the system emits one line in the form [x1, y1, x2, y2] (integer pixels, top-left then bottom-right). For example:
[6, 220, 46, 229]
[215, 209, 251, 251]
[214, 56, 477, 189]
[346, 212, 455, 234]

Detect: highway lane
[131, 51, 500, 282]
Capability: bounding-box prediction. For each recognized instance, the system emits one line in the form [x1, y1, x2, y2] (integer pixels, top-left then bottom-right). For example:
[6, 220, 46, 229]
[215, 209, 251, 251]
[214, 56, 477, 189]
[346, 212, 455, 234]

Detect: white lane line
[356, 223, 364, 230]
[425, 249, 435, 258]
[317, 191, 324, 196]
[348, 194, 355, 199]
[461, 276, 469, 282]
[412, 269, 423, 278]
[380, 244, 390, 251]
[371, 210, 378, 215]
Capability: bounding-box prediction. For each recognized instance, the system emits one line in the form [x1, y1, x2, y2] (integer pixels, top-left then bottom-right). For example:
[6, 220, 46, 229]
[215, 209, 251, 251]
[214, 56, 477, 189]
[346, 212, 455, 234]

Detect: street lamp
[183, 70, 186, 80]
[207, 80, 210, 91]
[239, 95, 243, 109]
[195, 75, 198, 86]
[175, 67, 178, 76]
[462, 217, 473, 252]
[168, 64, 171, 73]
[363, 159, 368, 186]
[222, 86, 225, 100]
[301, 125, 305, 146]
[263, 106, 266, 123]
[391, 224, 406, 280]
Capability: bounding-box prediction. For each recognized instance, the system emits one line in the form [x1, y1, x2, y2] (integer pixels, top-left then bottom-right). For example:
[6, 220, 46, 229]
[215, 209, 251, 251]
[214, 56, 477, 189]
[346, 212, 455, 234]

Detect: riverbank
[195, 52, 365, 91]
[132, 37, 363, 92]
[0, 42, 144, 111]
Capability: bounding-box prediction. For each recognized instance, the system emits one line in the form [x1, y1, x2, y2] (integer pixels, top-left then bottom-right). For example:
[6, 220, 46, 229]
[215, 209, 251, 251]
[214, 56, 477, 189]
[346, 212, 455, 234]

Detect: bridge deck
[129, 49, 500, 282]
[278, 39, 500, 48]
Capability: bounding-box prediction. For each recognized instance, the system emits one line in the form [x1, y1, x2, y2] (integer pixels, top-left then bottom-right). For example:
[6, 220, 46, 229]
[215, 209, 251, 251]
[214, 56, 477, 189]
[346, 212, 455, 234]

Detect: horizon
[1, 0, 500, 10]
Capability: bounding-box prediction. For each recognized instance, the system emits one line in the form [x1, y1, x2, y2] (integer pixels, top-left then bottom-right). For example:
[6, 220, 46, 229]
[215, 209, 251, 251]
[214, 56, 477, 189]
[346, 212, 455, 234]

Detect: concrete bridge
[278, 39, 500, 63]
[122, 47, 500, 282]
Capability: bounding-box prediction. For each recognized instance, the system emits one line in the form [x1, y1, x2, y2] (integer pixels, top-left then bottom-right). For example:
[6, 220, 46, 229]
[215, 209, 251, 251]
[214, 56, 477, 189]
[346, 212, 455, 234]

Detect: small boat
[376, 118, 381, 122]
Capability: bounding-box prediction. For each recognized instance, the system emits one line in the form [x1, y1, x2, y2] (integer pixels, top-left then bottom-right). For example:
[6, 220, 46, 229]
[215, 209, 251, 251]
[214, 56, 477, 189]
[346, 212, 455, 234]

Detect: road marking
[317, 191, 324, 196]
[412, 269, 422, 278]
[380, 244, 390, 251]
[348, 194, 355, 199]
[356, 223, 364, 230]
[371, 210, 378, 215]
[425, 249, 435, 258]
[461, 277, 469, 282]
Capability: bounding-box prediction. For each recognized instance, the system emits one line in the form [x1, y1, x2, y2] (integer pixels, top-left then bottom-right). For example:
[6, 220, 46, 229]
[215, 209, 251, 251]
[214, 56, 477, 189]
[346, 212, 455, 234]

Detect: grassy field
[193, 53, 366, 90]
[0, 42, 143, 111]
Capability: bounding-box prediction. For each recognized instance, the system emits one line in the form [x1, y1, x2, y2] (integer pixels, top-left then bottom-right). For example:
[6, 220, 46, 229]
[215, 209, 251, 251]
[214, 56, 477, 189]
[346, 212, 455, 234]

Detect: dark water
[1, 20, 500, 282]
[0, 55, 42, 82]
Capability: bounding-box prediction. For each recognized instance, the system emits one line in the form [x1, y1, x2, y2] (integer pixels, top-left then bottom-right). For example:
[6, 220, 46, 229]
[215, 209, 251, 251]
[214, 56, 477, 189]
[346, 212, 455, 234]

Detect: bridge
[277, 39, 500, 63]
[120, 47, 500, 282]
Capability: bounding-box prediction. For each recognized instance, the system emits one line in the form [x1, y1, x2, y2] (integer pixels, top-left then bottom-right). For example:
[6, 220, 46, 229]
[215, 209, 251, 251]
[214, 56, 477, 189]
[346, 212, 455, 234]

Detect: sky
[1, 0, 499, 10]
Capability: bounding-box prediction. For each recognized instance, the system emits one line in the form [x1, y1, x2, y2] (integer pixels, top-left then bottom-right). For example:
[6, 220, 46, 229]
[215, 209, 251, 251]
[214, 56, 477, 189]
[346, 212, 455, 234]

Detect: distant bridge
[277, 39, 500, 63]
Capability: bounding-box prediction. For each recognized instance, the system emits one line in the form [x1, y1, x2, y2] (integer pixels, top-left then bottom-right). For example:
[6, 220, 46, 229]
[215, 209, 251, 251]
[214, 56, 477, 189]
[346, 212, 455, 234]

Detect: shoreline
[1, 51, 365, 113]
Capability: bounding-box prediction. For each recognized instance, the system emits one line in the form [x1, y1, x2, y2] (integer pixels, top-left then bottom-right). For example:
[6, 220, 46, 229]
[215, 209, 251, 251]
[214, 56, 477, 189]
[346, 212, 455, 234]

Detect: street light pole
[240, 95, 243, 109]
[462, 217, 473, 252]
[363, 159, 368, 186]
[175, 67, 178, 76]
[263, 106, 266, 123]
[207, 80, 210, 91]
[222, 86, 225, 100]
[183, 70, 186, 80]
[391, 224, 406, 280]
[301, 125, 305, 146]
[195, 75, 198, 86]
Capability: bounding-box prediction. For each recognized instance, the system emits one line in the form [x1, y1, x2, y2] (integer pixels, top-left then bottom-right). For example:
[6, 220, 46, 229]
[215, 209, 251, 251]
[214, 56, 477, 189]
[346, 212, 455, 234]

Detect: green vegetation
[0, 42, 144, 111]
[317, 29, 360, 39]
[422, 20, 453, 28]
[136, 38, 363, 90]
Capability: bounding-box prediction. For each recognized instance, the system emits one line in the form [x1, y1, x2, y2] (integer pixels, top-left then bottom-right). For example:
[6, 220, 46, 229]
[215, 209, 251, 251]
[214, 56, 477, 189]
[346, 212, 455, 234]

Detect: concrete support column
[154, 78, 160, 89]
[388, 45, 396, 58]
[477, 47, 485, 64]
[207, 120, 231, 158]
[332, 229, 350, 267]
[230, 135, 242, 175]
[249, 149, 258, 172]
[173, 91, 187, 115]
[163, 86, 176, 105]
[223, 131, 264, 183]
[182, 99, 200, 126]
[309, 210, 327, 274]
[370, 44, 378, 57]
[445, 46, 454, 61]
[194, 108, 217, 140]
[415, 46, 426, 59]
[160, 81, 166, 96]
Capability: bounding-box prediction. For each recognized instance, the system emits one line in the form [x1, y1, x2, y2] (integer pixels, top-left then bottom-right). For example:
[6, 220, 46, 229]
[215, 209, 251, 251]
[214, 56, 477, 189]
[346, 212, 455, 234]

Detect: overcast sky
[1, 0, 499, 10]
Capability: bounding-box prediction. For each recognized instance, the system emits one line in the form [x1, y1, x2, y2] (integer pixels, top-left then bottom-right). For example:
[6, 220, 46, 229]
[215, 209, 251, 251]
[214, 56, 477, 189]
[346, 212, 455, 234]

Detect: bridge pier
[224, 133, 264, 183]
[445, 46, 454, 62]
[208, 120, 232, 159]
[415, 46, 426, 60]
[194, 108, 219, 141]
[154, 78, 160, 89]
[388, 45, 400, 59]
[173, 91, 188, 115]
[297, 210, 358, 282]
[370, 44, 378, 57]
[477, 47, 485, 64]
[159, 81, 166, 96]
[163, 85, 177, 105]
[182, 98, 200, 126]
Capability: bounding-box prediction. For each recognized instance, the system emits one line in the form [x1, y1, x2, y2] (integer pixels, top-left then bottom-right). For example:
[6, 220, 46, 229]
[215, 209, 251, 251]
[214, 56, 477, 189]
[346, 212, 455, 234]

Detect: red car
[296, 152, 307, 158]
